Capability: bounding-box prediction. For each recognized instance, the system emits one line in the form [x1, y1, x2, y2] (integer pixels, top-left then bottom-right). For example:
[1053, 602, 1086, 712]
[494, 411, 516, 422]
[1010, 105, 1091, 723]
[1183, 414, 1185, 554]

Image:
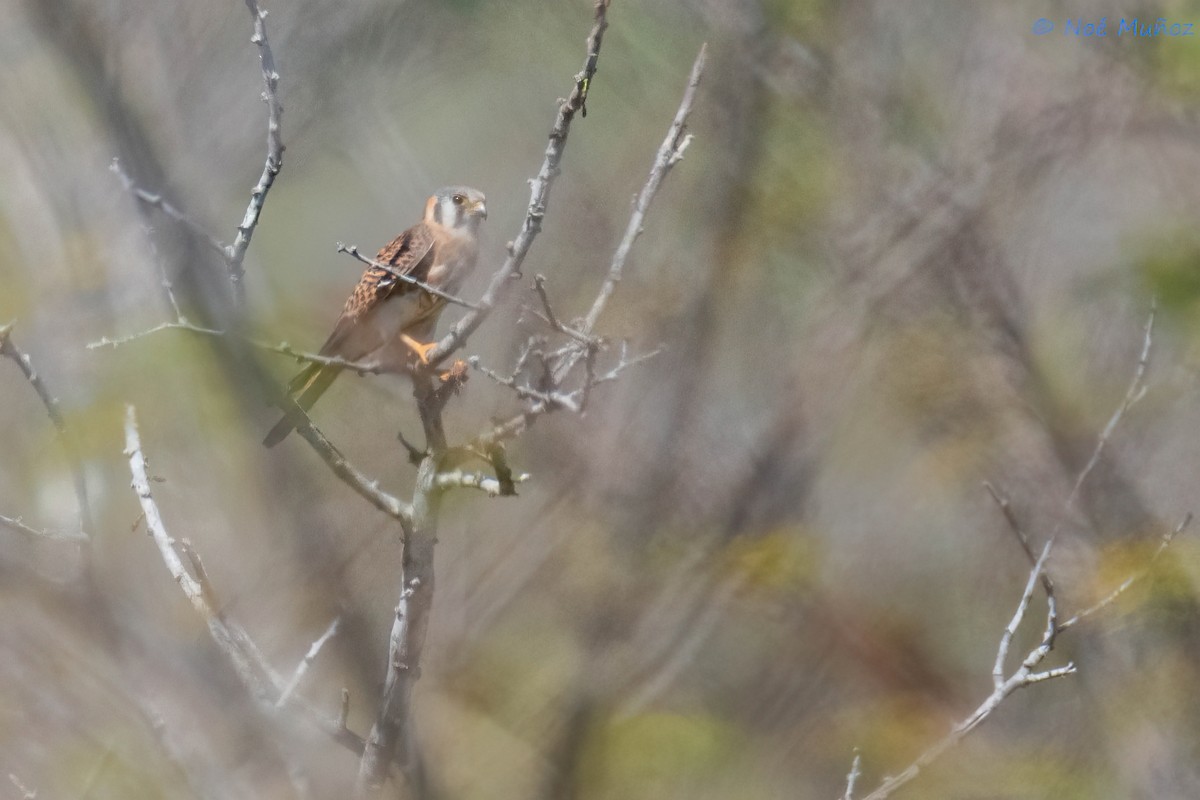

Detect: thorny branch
[88, 320, 382, 374]
[424, 0, 612, 366]
[0, 321, 93, 539]
[228, 0, 285, 306]
[467, 42, 706, 450]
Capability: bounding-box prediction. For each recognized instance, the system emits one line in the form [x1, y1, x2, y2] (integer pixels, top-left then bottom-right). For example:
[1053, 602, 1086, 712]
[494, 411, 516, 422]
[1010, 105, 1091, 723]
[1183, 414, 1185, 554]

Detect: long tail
[262, 364, 342, 447]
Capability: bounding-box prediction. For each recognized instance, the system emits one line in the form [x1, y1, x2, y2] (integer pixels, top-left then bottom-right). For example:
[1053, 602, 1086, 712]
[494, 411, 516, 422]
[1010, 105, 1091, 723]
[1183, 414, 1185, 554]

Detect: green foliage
[1151, 0, 1200, 98]
[580, 712, 742, 800]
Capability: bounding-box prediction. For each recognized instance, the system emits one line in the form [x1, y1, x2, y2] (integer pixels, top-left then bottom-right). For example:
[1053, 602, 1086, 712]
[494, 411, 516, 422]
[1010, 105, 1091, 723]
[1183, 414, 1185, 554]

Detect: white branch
[434, 469, 531, 496]
[277, 617, 341, 708]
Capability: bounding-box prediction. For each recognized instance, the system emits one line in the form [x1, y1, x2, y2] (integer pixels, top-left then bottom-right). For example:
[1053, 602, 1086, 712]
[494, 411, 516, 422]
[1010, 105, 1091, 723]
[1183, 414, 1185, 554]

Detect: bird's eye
[452, 194, 465, 205]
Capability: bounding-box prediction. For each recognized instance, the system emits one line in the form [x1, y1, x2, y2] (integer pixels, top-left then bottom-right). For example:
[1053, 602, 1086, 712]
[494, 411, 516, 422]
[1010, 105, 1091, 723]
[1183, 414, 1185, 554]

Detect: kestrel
[263, 186, 487, 447]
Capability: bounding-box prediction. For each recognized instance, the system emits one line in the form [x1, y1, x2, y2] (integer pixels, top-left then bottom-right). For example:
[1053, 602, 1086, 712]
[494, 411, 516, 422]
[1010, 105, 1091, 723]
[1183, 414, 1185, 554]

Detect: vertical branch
[356, 377, 446, 796]
[428, 0, 611, 365]
[356, 5, 615, 795]
[227, 0, 285, 306]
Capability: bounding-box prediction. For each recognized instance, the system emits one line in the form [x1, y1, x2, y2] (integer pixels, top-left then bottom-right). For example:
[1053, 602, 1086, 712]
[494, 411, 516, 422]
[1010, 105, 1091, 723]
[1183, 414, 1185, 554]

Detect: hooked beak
[472, 199, 488, 220]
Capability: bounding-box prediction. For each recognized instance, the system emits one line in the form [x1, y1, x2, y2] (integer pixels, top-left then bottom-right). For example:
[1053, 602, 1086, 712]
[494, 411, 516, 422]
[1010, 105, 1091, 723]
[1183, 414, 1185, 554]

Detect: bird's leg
[400, 333, 438, 365]
[400, 333, 468, 383]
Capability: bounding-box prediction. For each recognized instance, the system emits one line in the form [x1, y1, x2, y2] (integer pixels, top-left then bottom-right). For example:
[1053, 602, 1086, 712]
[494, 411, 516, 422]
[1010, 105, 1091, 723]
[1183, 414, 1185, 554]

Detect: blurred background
[3, 0, 1200, 797]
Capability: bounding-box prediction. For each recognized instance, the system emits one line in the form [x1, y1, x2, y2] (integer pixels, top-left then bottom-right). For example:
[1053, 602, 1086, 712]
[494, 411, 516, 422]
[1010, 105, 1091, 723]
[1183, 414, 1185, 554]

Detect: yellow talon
[400, 333, 437, 365]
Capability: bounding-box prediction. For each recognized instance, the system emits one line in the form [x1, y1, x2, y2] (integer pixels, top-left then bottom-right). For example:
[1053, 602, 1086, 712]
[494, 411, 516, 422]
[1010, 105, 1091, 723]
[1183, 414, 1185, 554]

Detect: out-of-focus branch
[126, 405, 273, 693]
[0, 514, 86, 543]
[851, 302, 1175, 800]
[1060, 512, 1192, 631]
[88, 320, 382, 374]
[124, 405, 367, 757]
[110, 158, 230, 270]
[227, 0, 285, 306]
[853, 542, 1074, 800]
[426, 0, 612, 366]
[465, 41, 705, 449]
[1066, 299, 1156, 513]
[337, 243, 482, 311]
[1, 322, 93, 539]
[278, 401, 414, 530]
[581, 42, 706, 333]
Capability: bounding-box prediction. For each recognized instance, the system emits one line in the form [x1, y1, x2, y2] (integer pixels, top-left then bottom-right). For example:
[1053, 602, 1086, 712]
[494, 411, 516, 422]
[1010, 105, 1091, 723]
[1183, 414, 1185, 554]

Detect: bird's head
[426, 186, 487, 232]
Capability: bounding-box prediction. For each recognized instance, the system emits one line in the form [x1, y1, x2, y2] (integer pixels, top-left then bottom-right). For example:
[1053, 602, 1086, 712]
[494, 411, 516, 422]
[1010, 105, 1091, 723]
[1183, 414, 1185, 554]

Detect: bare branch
[1060, 512, 1192, 630]
[1, 322, 92, 538]
[337, 243, 483, 311]
[277, 617, 341, 709]
[531, 275, 595, 343]
[425, 0, 613, 367]
[856, 538, 1073, 800]
[0, 513, 86, 542]
[434, 469, 531, 496]
[842, 751, 862, 800]
[110, 158, 230, 267]
[1066, 299, 1156, 513]
[227, 0, 285, 305]
[87, 320, 382, 373]
[125, 405, 366, 755]
[126, 405, 271, 691]
[983, 481, 1055, 598]
[993, 541, 1053, 690]
[8, 773, 35, 800]
[278, 401, 414, 530]
[470, 357, 581, 412]
[581, 43, 707, 333]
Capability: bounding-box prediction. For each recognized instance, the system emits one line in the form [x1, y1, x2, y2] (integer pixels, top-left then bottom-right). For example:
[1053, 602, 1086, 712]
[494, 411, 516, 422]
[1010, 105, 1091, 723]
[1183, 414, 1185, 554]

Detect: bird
[263, 185, 487, 447]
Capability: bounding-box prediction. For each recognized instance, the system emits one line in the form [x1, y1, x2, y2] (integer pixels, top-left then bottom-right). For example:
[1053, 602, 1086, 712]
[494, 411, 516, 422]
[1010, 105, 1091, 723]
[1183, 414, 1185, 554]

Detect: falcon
[263, 185, 487, 447]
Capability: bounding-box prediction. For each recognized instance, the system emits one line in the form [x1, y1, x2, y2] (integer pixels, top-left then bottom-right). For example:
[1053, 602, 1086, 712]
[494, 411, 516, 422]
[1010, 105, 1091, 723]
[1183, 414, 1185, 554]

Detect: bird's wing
[317, 223, 438, 358]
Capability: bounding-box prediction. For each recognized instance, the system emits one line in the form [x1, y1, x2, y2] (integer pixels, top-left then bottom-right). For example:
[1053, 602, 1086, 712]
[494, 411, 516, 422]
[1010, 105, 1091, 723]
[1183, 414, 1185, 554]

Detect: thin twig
[110, 158, 230, 267]
[337, 243, 482, 311]
[532, 275, 595, 343]
[1, 322, 92, 538]
[993, 541, 1054, 690]
[424, 0, 612, 367]
[1066, 300, 1155, 513]
[277, 617, 341, 708]
[580, 43, 706, 333]
[0, 513, 87, 542]
[279, 401, 414, 530]
[470, 357, 581, 412]
[857, 541, 1073, 800]
[1060, 512, 1192, 630]
[87, 320, 382, 373]
[983, 481, 1055, 597]
[227, 0, 285, 306]
[110, 159, 187, 319]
